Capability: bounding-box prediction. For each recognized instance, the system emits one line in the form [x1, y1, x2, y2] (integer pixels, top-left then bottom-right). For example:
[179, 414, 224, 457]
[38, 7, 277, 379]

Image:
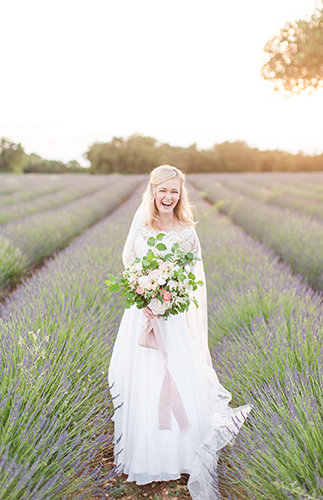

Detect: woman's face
[154, 177, 181, 215]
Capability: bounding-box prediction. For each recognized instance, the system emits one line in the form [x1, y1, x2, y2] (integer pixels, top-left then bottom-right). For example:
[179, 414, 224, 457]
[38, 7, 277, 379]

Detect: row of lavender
[204, 172, 323, 221]
[189, 188, 323, 499]
[0, 174, 77, 205]
[0, 183, 145, 499]
[0, 174, 120, 201]
[189, 175, 323, 292]
[0, 176, 143, 296]
[0, 176, 116, 225]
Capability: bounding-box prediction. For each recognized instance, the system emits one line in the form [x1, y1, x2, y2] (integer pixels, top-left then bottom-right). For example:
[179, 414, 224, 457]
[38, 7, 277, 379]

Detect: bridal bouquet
[105, 233, 203, 319]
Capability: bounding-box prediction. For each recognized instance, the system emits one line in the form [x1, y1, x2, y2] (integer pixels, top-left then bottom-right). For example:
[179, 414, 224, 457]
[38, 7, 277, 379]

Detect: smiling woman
[108, 164, 251, 499]
[143, 165, 195, 234]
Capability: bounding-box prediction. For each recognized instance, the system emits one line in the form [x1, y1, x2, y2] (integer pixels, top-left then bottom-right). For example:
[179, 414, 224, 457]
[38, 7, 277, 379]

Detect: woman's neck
[156, 212, 176, 230]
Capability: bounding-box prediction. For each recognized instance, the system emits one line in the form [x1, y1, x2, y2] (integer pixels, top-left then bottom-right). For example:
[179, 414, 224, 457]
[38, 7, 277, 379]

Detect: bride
[108, 165, 251, 499]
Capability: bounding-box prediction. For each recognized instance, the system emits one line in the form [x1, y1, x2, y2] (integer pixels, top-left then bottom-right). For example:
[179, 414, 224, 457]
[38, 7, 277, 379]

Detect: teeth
[162, 201, 172, 206]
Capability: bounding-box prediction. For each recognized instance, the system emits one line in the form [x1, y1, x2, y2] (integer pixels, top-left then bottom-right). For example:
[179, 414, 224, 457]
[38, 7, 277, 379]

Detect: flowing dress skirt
[109, 304, 210, 483]
[108, 305, 250, 495]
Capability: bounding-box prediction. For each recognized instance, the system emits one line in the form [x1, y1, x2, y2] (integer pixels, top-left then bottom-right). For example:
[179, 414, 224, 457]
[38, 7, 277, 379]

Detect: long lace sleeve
[177, 226, 201, 272]
[189, 227, 201, 265]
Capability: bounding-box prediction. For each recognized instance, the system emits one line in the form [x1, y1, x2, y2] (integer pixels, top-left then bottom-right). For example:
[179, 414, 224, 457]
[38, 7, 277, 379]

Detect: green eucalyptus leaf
[150, 260, 158, 269]
[156, 233, 165, 241]
[156, 243, 167, 251]
[147, 236, 156, 246]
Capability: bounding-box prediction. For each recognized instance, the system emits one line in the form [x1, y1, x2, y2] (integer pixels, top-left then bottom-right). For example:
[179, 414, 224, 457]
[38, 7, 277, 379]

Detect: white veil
[122, 202, 147, 268]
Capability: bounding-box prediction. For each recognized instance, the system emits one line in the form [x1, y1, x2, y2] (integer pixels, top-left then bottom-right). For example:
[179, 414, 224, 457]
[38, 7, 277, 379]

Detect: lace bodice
[124, 224, 200, 268]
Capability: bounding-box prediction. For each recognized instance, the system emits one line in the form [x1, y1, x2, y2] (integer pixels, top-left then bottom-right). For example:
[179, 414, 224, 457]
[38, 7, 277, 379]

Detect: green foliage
[262, 3, 323, 94]
[0, 137, 85, 174]
[0, 236, 26, 289]
[86, 134, 323, 174]
[23, 155, 84, 174]
[0, 138, 25, 173]
[106, 231, 202, 319]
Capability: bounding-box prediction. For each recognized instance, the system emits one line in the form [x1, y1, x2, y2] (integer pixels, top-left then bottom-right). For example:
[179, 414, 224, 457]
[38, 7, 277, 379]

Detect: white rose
[157, 277, 166, 285]
[149, 298, 171, 316]
[138, 275, 151, 287]
[167, 280, 177, 291]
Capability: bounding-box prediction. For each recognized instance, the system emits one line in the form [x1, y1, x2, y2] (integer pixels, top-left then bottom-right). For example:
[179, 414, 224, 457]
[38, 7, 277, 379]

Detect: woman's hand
[143, 306, 155, 320]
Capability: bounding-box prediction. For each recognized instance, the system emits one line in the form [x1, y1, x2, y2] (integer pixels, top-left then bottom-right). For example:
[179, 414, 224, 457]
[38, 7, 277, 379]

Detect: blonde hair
[142, 165, 195, 229]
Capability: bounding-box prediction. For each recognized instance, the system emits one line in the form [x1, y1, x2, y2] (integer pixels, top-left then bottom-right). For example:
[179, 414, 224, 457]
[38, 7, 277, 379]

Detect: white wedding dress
[108, 222, 251, 499]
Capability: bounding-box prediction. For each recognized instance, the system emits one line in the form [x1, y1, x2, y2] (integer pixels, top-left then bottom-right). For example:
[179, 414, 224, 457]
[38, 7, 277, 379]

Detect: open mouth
[161, 201, 172, 207]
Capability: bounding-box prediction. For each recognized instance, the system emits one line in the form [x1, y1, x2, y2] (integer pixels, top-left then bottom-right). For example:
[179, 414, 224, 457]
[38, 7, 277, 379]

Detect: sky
[0, 0, 322, 167]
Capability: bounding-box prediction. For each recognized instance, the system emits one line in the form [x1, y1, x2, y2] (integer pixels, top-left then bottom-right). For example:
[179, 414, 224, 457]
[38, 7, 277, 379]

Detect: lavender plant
[190, 175, 323, 291]
[245, 172, 323, 197]
[213, 173, 323, 220]
[0, 179, 67, 207]
[0, 176, 143, 295]
[0, 183, 146, 499]
[0, 176, 116, 225]
[189, 188, 323, 499]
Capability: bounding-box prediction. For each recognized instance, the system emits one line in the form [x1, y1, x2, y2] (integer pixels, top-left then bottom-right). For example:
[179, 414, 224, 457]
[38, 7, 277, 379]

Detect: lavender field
[0, 172, 322, 499]
[0, 174, 144, 296]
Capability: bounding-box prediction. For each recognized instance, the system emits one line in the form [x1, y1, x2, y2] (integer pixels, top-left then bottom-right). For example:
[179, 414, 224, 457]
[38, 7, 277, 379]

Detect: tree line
[85, 134, 323, 174]
[0, 138, 83, 174]
[1, 135, 323, 175]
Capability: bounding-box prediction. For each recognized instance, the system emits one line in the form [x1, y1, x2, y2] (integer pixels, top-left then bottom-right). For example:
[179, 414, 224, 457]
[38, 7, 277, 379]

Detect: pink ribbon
[138, 316, 192, 433]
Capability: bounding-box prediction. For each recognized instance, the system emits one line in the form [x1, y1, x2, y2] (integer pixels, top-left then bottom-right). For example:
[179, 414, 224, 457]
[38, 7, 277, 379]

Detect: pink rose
[163, 291, 171, 302]
[136, 286, 144, 295]
[158, 262, 168, 272]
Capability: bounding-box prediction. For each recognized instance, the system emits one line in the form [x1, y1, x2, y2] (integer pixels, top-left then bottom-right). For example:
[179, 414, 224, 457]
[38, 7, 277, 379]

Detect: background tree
[0, 137, 84, 174]
[0, 138, 26, 173]
[261, 3, 323, 94]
